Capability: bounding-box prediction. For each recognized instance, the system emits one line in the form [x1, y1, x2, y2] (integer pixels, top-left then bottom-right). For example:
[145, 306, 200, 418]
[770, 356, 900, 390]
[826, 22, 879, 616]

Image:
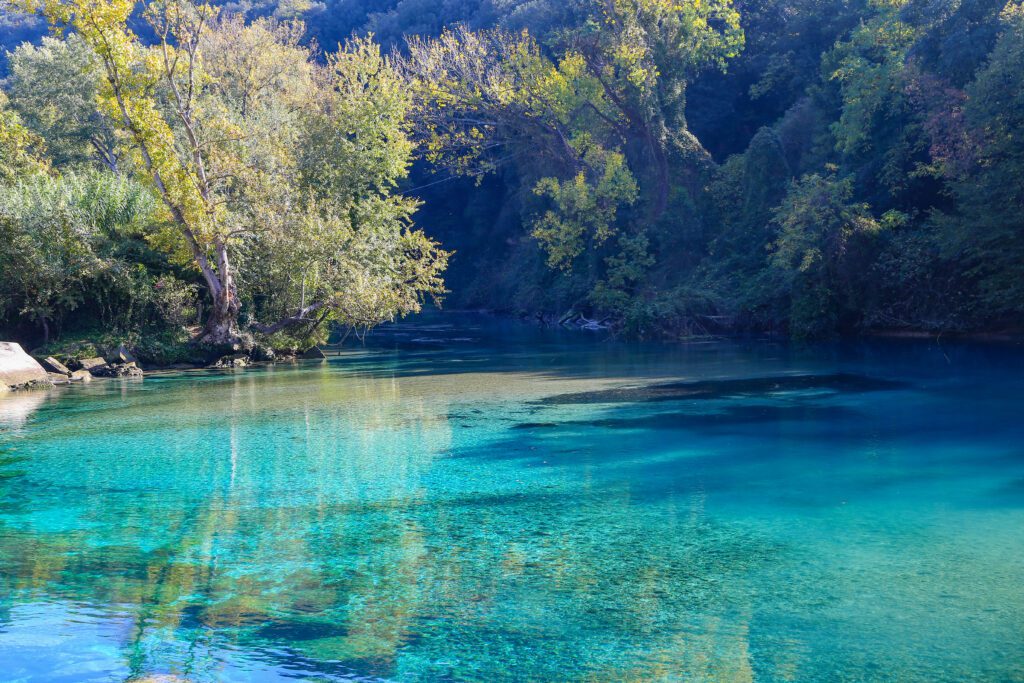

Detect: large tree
[25, 0, 447, 346]
[402, 0, 742, 316]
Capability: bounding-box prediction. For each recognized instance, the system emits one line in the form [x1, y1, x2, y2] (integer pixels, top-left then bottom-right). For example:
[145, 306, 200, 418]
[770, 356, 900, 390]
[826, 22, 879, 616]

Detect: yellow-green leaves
[25, 0, 448, 338]
[828, 3, 918, 156]
[302, 37, 414, 202]
[532, 145, 638, 270]
[0, 92, 50, 182]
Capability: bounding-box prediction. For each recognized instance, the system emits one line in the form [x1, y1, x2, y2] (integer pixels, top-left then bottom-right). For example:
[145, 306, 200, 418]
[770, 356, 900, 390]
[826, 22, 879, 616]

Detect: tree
[0, 91, 49, 182]
[406, 0, 744, 215]
[404, 26, 640, 275]
[550, 0, 745, 216]
[26, 0, 448, 345]
[769, 173, 882, 336]
[937, 2, 1024, 319]
[6, 33, 120, 170]
[403, 1, 743, 321]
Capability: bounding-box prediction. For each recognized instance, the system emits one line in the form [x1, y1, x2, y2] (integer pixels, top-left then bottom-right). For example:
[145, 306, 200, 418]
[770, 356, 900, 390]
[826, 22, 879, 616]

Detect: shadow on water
[535, 372, 908, 405]
[517, 403, 862, 431]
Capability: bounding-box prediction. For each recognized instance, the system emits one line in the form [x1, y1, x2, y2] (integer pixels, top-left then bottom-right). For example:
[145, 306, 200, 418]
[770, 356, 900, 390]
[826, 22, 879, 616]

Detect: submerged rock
[538, 373, 908, 405]
[0, 342, 50, 390]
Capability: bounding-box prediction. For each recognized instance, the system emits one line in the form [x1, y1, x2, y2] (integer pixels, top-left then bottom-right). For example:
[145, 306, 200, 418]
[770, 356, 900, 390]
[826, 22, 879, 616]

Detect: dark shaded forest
[2, 0, 1023, 349]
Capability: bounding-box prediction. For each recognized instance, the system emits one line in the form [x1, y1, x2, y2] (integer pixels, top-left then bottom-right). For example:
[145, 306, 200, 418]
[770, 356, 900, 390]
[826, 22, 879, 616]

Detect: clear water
[1, 314, 1023, 682]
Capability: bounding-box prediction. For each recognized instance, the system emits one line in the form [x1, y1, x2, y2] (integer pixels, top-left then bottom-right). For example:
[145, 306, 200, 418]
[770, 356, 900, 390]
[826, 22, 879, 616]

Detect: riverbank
[501, 307, 1024, 345]
[4, 309, 1022, 394]
[0, 334, 328, 393]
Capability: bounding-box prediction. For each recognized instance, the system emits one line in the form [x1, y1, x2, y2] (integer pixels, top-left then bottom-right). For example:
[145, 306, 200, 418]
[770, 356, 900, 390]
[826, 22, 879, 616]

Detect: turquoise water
[1, 315, 1023, 682]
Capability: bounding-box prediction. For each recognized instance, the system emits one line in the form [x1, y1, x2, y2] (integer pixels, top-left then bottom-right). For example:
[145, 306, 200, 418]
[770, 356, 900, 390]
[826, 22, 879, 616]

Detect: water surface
[1, 315, 1023, 681]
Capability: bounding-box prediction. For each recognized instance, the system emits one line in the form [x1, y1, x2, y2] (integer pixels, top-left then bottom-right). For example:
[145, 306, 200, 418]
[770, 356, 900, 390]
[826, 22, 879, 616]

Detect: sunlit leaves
[20, 0, 449, 339]
[532, 144, 638, 270]
[0, 92, 49, 182]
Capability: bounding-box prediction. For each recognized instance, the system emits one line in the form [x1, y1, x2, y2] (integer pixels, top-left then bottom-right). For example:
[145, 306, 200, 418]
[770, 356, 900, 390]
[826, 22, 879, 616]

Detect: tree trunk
[196, 242, 242, 346]
[199, 309, 239, 346]
[198, 301, 241, 345]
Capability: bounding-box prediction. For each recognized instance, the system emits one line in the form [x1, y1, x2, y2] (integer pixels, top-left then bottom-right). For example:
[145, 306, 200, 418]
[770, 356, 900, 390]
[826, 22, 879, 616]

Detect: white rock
[0, 342, 49, 389]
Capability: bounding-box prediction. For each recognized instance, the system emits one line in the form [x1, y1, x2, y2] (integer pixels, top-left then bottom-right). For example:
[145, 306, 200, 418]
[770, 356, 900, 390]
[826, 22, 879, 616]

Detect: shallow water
[1, 315, 1023, 682]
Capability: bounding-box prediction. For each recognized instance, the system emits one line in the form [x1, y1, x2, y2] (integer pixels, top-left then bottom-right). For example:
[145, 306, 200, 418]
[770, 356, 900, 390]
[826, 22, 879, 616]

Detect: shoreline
[4, 315, 1024, 395]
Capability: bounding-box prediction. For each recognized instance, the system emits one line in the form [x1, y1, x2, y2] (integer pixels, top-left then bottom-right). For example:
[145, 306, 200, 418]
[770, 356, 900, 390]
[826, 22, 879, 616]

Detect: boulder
[302, 346, 327, 359]
[38, 356, 71, 375]
[115, 344, 137, 364]
[47, 372, 70, 385]
[110, 362, 144, 378]
[70, 369, 93, 383]
[92, 361, 143, 378]
[0, 342, 50, 389]
[78, 357, 109, 373]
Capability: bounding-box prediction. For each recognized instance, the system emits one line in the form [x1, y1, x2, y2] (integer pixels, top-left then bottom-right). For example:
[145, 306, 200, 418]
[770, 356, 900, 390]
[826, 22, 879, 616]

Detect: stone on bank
[39, 356, 71, 375]
[0, 342, 51, 390]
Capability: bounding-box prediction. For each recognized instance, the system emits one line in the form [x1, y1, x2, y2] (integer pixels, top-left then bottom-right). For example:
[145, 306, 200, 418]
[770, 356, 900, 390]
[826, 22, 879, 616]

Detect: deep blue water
[0, 314, 1022, 681]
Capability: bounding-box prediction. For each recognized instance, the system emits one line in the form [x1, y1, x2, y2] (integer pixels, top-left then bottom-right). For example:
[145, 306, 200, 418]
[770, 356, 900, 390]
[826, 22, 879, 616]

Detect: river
[1, 314, 1022, 681]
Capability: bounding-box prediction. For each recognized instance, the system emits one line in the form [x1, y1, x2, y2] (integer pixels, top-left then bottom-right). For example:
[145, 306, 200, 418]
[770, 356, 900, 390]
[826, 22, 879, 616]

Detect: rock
[0, 342, 50, 389]
[301, 346, 327, 359]
[113, 363, 144, 378]
[210, 354, 249, 368]
[47, 372, 70, 385]
[115, 344, 137, 364]
[70, 369, 93, 383]
[249, 344, 275, 362]
[38, 356, 71, 375]
[94, 362, 143, 378]
[11, 378, 52, 390]
[78, 357, 109, 373]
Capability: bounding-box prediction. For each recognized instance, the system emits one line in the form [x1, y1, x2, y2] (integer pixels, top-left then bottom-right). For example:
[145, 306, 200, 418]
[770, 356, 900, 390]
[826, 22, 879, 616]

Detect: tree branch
[252, 301, 328, 335]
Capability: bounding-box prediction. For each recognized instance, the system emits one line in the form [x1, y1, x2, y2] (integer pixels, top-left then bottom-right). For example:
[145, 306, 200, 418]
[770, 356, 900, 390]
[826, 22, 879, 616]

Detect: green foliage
[6, 2, 449, 347]
[827, 3, 917, 158]
[769, 174, 882, 336]
[0, 91, 48, 181]
[2, 0, 1024, 343]
[532, 144, 638, 270]
[936, 2, 1024, 318]
[589, 231, 654, 315]
[6, 33, 118, 170]
[0, 176, 105, 336]
[0, 170, 176, 340]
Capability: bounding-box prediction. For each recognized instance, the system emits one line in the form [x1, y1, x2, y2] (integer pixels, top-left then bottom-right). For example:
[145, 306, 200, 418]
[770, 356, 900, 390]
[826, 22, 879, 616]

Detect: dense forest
[1, 0, 1023, 357]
